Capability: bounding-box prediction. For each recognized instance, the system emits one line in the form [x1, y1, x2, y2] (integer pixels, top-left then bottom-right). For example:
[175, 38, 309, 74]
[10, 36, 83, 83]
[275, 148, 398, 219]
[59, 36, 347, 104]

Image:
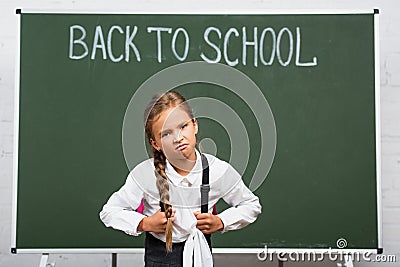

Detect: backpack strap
[200, 154, 212, 250]
[200, 154, 210, 213]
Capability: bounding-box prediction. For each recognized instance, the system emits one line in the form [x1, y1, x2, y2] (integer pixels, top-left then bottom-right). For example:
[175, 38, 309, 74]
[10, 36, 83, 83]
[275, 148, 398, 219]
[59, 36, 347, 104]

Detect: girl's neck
[170, 154, 197, 176]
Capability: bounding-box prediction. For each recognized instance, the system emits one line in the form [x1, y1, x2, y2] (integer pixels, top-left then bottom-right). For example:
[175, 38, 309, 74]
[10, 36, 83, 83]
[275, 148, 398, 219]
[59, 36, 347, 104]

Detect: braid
[144, 91, 194, 253]
[153, 148, 173, 252]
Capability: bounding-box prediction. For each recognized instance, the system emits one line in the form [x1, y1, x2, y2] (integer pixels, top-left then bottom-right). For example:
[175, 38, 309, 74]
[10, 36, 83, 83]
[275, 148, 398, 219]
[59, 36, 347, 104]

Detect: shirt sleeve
[99, 173, 146, 236]
[215, 165, 262, 233]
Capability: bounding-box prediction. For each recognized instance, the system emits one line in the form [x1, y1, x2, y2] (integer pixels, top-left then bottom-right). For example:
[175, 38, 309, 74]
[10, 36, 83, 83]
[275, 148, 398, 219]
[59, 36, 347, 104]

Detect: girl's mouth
[176, 144, 188, 151]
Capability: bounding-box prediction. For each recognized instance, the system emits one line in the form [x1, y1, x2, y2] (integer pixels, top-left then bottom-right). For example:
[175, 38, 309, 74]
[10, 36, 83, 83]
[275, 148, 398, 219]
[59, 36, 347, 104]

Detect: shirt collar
[165, 150, 202, 186]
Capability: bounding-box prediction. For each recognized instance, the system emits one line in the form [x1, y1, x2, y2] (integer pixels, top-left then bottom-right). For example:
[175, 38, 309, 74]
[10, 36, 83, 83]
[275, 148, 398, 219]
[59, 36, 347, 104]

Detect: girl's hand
[194, 211, 224, 234]
[138, 209, 176, 233]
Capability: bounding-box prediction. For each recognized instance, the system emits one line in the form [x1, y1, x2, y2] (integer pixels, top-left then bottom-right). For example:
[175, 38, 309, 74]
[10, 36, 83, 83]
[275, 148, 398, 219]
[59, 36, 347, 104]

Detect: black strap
[200, 154, 210, 213]
[160, 201, 165, 212]
[200, 154, 212, 250]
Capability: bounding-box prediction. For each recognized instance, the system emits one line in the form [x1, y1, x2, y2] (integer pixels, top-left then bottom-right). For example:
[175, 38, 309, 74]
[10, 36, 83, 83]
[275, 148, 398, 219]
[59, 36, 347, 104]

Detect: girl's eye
[161, 132, 170, 138]
[181, 123, 188, 129]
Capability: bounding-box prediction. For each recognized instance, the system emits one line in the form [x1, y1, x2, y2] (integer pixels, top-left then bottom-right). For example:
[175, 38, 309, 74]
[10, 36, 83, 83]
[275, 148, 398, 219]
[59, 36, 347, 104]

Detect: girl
[100, 91, 261, 267]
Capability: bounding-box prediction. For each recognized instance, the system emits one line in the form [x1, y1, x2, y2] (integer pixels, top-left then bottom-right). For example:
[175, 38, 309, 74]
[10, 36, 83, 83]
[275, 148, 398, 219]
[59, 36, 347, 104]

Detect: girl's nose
[173, 130, 183, 143]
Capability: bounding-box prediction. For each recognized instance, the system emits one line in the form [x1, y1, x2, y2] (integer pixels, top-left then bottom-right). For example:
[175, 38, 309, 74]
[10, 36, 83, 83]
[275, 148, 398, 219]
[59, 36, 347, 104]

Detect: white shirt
[99, 151, 262, 266]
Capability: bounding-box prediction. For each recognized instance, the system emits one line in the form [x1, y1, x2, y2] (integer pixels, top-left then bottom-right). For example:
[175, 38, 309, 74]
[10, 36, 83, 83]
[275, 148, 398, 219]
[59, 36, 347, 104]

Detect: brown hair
[144, 91, 194, 252]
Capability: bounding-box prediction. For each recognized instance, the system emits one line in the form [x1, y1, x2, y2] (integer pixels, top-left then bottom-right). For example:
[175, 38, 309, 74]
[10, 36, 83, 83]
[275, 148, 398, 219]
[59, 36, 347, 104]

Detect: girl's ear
[193, 118, 198, 135]
[150, 138, 161, 152]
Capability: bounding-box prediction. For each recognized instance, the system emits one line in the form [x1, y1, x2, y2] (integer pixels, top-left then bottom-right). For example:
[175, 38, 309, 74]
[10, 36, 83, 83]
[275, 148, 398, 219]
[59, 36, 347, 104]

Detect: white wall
[1, 0, 399, 266]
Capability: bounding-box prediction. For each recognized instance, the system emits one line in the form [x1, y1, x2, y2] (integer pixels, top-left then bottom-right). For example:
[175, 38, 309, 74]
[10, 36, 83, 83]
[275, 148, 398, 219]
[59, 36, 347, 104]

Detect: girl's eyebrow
[179, 119, 190, 126]
[166, 118, 192, 129]
[177, 119, 193, 129]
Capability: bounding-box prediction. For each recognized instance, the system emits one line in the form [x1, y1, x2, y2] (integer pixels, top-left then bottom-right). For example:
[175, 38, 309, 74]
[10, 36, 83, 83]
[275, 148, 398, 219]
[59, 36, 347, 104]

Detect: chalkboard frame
[11, 9, 382, 254]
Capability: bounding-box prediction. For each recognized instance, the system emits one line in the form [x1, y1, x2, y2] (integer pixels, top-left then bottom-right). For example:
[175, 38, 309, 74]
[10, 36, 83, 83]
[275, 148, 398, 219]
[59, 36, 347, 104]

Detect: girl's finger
[196, 224, 210, 231]
[196, 219, 209, 227]
[195, 213, 211, 220]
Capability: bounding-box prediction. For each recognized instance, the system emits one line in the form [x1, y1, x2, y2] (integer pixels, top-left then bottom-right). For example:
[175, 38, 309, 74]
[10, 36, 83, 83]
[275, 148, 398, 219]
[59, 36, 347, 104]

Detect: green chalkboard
[14, 11, 380, 252]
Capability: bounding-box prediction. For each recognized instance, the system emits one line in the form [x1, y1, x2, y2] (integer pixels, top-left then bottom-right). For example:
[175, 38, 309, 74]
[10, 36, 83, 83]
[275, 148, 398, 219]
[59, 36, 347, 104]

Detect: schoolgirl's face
[150, 105, 198, 163]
